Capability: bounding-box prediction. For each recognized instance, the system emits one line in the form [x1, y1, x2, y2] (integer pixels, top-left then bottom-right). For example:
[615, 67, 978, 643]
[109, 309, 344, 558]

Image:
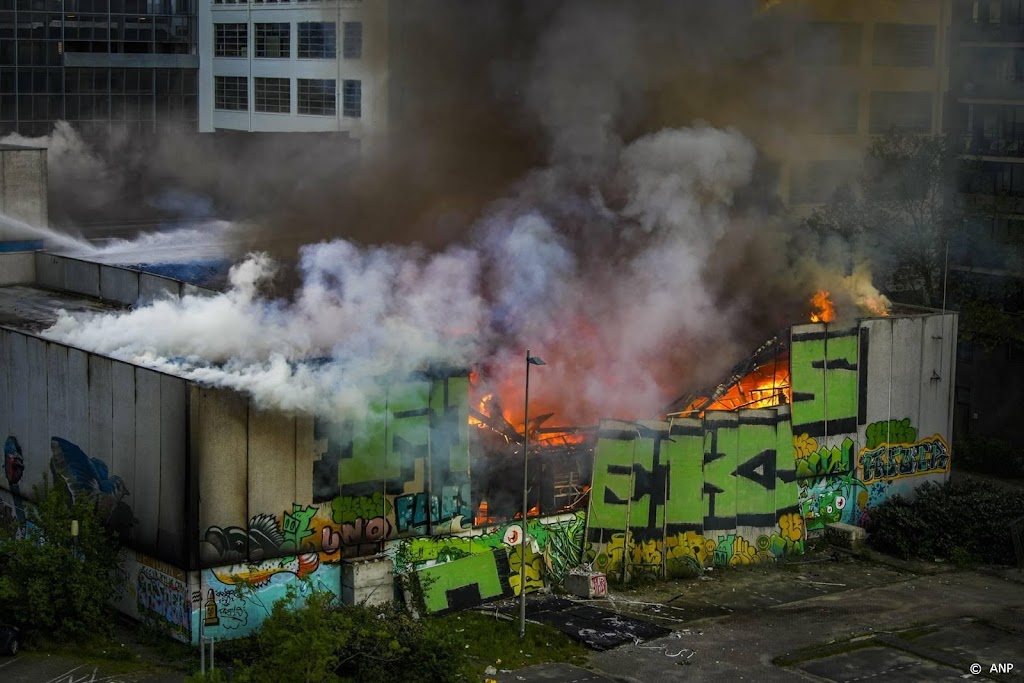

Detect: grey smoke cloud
[33, 1, 896, 424]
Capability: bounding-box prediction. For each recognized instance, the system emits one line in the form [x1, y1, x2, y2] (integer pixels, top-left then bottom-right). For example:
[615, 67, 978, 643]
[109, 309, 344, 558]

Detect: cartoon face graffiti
[817, 491, 847, 525]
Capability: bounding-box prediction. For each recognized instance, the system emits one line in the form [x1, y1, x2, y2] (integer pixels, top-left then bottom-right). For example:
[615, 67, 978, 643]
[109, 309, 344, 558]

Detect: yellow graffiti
[727, 536, 759, 566]
[778, 512, 804, 543]
[507, 546, 544, 596]
[793, 433, 819, 459]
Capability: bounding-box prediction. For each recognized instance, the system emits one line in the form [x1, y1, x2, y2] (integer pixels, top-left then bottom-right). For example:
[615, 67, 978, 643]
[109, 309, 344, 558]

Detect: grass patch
[773, 635, 879, 667]
[439, 609, 589, 677]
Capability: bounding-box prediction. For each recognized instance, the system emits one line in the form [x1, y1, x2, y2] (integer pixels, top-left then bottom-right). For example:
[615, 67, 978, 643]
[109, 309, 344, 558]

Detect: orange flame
[810, 291, 835, 323]
[679, 353, 791, 416]
[475, 500, 495, 526]
[862, 296, 890, 318]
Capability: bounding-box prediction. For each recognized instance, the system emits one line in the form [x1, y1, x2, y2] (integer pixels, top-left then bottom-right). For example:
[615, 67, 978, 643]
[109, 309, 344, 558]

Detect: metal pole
[200, 636, 205, 674]
[518, 350, 530, 639]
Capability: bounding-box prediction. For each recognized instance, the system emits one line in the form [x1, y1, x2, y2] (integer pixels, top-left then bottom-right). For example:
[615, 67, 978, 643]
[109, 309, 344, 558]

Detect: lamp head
[527, 356, 546, 366]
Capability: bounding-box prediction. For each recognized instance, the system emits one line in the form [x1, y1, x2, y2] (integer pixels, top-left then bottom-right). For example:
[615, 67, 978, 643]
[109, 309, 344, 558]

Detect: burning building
[0, 121, 956, 643]
[0, 236, 957, 640]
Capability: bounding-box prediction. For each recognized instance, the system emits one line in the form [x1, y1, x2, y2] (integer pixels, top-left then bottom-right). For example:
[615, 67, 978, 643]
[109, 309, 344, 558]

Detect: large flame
[678, 353, 790, 416]
[809, 290, 835, 323]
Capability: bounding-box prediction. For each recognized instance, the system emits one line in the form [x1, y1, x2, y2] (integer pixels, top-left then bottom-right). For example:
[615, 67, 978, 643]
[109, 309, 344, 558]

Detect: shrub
[954, 436, 1024, 479]
[0, 478, 125, 641]
[229, 584, 467, 683]
[868, 478, 1024, 565]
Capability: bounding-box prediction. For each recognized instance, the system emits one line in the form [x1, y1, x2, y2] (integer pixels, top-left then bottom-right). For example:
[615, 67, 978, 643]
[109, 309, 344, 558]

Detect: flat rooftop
[0, 284, 123, 334]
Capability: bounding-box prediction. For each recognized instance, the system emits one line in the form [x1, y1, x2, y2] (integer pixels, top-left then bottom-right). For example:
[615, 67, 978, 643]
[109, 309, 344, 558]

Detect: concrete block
[342, 582, 395, 607]
[563, 572, 608, 599]
[825, 522, 867, 551]
[341, 555, 394, 607]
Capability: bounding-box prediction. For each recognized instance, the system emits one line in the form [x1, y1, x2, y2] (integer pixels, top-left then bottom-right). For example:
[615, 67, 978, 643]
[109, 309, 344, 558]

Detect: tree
[804, 131, 965, 307]
[0, 477, 126, 641]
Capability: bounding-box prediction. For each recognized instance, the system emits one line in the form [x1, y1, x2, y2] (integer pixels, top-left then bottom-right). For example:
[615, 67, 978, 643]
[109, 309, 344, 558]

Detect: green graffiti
[662, 420, 704, 528]
[416, 549, 513, 614]
[703, 415, 739, 530]
[281, 504, 318, 551]
[775, 411, 799, 512]
[864, 418, 918, 450]
[735, 415, 776, 529]
[331, 492, 392, 526]
[790, 328, 859, 436]
[795, 437, 854, 479]
[396, 512, 585, 586]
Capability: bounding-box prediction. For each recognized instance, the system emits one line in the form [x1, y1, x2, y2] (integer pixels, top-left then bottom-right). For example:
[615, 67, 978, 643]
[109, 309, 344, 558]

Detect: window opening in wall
[256, 23, 289, 58]
[255, 76, 289, 113]
[342, 78, 360, 118]
[214, 75, 247, 111]
[298, 78, 335, 115]
[214, 23, 246, 58]
[343, 21, 362, 59]
[298, 22, 335, 59]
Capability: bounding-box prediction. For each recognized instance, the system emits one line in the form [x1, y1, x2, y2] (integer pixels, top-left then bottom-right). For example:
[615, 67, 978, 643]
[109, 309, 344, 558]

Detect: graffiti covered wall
[0, 328, 189, 566]
[390, 511, 586, 614]
[190, 554, 340, 643]
[117, 552, 191, 642]
[586, 413, 804, 578]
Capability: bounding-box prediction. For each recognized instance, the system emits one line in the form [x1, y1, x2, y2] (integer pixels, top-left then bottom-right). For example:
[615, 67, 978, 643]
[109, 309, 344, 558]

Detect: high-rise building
[197, 0, 387, 142]
[764, 0, 953, 209]
[948, 0, 1024, 291]
[0, 0, 198, 139]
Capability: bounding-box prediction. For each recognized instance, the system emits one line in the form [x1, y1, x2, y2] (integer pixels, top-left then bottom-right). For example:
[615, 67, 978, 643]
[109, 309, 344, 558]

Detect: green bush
[0, 478, 125, 641]
[868, 478, 1024, 564]
[954, 436, 1024, 478]
[228, 584, 467, 683]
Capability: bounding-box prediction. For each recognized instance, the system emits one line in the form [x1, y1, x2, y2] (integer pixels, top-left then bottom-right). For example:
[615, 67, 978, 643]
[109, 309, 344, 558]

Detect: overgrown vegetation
[192, 582, 588, 682]
[954, 436, 1024, 479]
[0, 477, 125, 642]
[206, 585, 466, 683]
[867, 478, 1024, 565]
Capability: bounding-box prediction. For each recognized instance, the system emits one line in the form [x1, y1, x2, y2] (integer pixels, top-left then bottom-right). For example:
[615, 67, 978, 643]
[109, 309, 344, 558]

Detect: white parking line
[0, 656, 24, 669]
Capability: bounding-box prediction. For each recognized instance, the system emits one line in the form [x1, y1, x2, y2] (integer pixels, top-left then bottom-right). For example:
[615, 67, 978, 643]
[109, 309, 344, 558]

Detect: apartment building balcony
[960, 77, 1024, 100]
[960, 21, 1024, 44]
[963, 134, 1024, 157]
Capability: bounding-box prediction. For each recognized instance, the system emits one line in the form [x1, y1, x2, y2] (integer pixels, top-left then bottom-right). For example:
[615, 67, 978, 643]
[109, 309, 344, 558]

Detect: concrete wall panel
[0, 330, 10, 438]
[111, 361, 137, 523]
[196, 386, 249, 565]
[65, 258, 101, 299]
[23, 336, 48, 489]
[139, 274, 181, 305]
[6, 333, 29, 487]
[0, 252, 36, 285]
[0, 147, 47, 226]
[87, 355, 113, 468]
[860, 319, 892, 427]
[99, 265, 141, 306]
[247, 408, 296, 527]
[159, 375, 188, 565]
[917, 314, 952, 440]
[295, 414, 315, 506]
[34, 252, 65, 291]
[134, 368, 162, 550]
[65, 349, 90, 448]
[890, 317, 924, 428]
[45, 343, 68, 445]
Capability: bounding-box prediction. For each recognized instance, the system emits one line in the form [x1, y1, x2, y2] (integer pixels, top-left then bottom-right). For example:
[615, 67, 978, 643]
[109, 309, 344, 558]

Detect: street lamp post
[519, 350, 545, 639]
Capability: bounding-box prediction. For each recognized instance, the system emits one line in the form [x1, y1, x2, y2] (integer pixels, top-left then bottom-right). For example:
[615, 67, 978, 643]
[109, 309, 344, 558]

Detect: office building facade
[197, 0, 387, 140]
[0, 0, 198, 139]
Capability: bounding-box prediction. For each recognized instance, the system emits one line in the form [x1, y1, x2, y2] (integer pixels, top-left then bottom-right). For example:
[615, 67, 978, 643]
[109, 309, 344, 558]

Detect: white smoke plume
[36, 1, 868, 424]
[42, 124, 780, 424]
